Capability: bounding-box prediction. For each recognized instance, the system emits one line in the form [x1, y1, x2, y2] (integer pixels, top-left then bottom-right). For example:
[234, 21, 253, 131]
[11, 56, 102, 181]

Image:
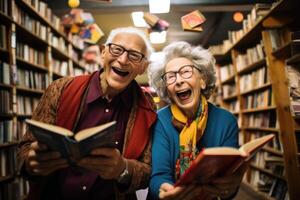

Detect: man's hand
[77, 147, 126, 180]
[25, 141, 69, 176]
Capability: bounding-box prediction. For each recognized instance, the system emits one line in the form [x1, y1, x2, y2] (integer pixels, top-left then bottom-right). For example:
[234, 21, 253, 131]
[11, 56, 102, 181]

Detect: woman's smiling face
[165, 57, 206, 118]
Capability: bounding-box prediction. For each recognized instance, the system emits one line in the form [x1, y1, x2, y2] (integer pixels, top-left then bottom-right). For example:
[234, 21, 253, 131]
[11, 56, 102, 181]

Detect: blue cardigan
[149, 103, 239, 199]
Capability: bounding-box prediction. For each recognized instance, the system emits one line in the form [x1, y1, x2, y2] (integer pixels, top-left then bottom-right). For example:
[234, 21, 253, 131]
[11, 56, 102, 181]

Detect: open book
[25, 119, 117, 163]
[175, 134, 275, 186]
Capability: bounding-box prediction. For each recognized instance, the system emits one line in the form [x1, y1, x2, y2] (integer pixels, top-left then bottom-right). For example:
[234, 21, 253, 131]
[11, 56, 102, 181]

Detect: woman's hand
[159, 183, 203, 200]
[25, 141, 69, 176]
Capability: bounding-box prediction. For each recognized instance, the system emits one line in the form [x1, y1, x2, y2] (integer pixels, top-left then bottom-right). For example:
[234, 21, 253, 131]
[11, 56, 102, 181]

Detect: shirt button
[115, 141, 119, 145]
[105, 109, 109, 113]
[82, 186, 87, 190]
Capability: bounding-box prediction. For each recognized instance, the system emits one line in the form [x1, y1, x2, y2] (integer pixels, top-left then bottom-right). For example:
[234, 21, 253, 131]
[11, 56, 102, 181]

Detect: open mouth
[176, 89, 192, 101]
[112, 66, 129, 77]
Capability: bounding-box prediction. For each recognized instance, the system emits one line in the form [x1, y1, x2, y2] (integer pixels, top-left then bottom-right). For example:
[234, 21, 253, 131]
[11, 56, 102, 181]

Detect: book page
[239, 134, 274, 156]
[75, 121, 116, 141]
[26, 119, 73, 137]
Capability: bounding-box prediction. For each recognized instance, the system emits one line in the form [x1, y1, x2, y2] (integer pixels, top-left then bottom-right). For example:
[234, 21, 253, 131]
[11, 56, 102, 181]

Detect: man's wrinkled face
[101, 33, 148, 92]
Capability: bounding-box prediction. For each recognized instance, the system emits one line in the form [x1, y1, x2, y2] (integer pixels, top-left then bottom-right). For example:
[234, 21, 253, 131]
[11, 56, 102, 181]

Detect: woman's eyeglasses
[161, 65, 200, 85]
[107, 43, 145, 63]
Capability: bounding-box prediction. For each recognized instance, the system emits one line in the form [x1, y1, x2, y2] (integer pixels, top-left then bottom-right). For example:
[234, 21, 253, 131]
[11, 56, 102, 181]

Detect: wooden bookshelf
[213, 0, 300, 199]
[237, 59, 266, 75]
[240, 82, 272, 96]
[250, 164, 285, 180]
[0, 0, 87, 198]
[0, 142, 18, 149]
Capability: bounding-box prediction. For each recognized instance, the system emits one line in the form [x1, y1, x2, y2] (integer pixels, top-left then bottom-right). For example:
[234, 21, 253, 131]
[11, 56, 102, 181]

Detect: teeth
[113, 66, 127, 73]
[177, 89, 189, 94]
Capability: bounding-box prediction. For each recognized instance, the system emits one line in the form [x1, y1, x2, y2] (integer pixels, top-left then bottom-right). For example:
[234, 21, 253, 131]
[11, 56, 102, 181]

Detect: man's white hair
[105, 27, 153, 61]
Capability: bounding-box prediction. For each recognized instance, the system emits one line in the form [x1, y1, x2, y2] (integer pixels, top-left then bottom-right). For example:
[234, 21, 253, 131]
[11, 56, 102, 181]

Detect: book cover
[25, 119, 117, 164]
[143, 12, 159, 27]
[175, 134, 274, 186]
[181, 18, 203, 32]
[182, 10, 206, 29]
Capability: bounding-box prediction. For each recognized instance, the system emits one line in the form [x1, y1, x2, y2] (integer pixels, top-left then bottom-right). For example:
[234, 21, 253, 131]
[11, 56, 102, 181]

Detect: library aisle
[1, 0, 300, 200]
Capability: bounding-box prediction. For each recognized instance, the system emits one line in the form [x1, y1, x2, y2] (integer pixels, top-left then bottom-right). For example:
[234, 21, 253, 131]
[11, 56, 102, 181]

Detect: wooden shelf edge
[242, 106, 277, 113]
[0, 141, 18, 149]
[16, 86, 45, 94]
[250, 163, 285, 180]
[0, 175, 15, 184]
[286, 53, 300, 65]
[240, 82, 272, 96]
[237, 59, 266, 75]
[240, 182, 276, 200]
[16, 57, 48, 72]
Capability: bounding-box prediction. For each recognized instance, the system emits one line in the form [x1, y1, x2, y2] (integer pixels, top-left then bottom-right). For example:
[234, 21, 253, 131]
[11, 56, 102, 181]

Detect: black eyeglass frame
[107, 43, 146, 63]
[161, 65, 201, 85]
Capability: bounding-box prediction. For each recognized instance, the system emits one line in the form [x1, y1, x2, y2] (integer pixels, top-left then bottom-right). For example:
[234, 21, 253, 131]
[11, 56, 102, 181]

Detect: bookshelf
[0, 0, 90, 199]
[211, 0, 300, 199]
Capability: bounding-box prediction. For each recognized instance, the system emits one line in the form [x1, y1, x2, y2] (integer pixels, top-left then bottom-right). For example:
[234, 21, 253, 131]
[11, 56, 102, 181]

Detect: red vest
[56, 74, 156, 159]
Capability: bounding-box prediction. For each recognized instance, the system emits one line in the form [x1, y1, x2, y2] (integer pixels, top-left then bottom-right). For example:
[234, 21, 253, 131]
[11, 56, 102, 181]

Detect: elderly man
[19, 27, 156, 200]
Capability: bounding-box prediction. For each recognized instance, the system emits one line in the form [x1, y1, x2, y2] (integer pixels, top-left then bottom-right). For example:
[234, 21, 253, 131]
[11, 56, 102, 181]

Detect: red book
[181, 10, 206, 29]
[175, 134, 275, 186]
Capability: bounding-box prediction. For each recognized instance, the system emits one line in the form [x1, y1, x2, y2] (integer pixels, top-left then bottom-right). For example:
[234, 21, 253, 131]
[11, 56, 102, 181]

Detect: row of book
[16, 68, 49, 90]
[210, 3, 275, 55]
[0, 148, 17, 177]
[0, 177, 29, 200]
[227, 99, 239, 114]
[286, 66, 300, 117]
[16, 0, 62, 32]
[50, 33, 68, 53]
[0, 24, 6, 49]
[0, 119, 28, 145]
[0, 61, 10, 84]
[16, 42, 46, 67]
[16, 95, 39, 115]
[0, 0, 8, 15]
[51, 58, 69, 76]
[219, 64, 234, 82]
[236, 42, 265, 72]
[222, 84, 236, 98]
[246, 132, 287, 199]
[228, 3, 275, 45]
[13, 2, 47, 41]
[239, 66, 269, 93]
[0, 120, 13, 143]
[266, 29, 290, 52]
[241, 88, 273, 110]
[0, 89, 12, 114]
[242, 4, 272, 33]
[243, 110, 277, 128]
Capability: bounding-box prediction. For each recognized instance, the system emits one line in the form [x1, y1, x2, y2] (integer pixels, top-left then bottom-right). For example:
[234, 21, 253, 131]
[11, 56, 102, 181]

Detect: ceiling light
[131, 12, 148, 27]
[149, 31, 166, 44]
[149, 0, 170, 13]
[68, 0, 80, 8]
[150, 51, 165, 62]
[233, 12, 244, 23]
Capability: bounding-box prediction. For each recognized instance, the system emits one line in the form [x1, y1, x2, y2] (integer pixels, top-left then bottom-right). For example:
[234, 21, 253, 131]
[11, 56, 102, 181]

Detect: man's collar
[86, 70, 133, 110]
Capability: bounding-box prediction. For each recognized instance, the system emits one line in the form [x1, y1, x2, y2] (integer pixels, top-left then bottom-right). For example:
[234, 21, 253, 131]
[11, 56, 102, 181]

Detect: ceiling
[46, 0, 275, 51]
[45, 0, 274, 84]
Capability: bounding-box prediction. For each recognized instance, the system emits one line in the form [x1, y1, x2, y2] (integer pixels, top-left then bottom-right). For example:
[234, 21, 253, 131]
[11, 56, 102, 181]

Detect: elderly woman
[148, 41, 245, 200]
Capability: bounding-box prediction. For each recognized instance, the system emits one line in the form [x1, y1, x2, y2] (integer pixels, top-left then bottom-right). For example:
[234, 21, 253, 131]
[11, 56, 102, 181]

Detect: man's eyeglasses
[161, 65, 200, 85]
[107, 43, 145, 63]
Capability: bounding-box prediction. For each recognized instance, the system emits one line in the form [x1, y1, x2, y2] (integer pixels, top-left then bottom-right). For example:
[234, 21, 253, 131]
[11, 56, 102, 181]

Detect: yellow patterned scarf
[171, 95, 208, 179]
